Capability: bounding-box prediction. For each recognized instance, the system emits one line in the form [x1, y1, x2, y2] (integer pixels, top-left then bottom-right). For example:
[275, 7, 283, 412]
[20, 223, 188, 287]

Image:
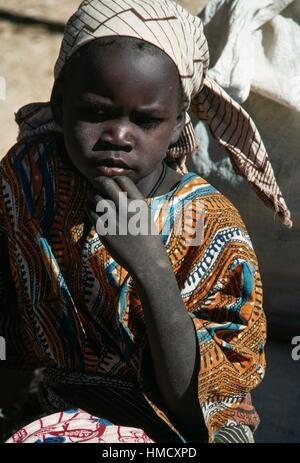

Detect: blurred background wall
[0, 0, 299, 443]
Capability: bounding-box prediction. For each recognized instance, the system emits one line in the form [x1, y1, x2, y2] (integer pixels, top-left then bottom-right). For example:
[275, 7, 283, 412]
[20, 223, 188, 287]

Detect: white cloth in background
[192, 0, 300, 182]
[201, 0, 300, 110]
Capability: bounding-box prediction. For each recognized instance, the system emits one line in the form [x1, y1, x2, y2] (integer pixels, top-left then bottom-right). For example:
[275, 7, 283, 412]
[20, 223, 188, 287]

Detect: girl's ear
[169, 109, 186, 146]
[50, 82, 64, 128]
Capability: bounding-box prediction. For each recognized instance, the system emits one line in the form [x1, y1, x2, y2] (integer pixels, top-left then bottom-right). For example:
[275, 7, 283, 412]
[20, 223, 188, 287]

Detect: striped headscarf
[15, 0, 292, 227]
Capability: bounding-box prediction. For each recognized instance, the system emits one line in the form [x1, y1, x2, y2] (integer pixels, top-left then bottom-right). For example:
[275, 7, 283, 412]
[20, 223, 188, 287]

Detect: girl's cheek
[71, 124, 98, 148]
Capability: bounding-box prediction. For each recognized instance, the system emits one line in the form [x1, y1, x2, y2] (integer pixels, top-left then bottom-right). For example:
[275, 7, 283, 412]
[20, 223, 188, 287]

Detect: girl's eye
[135, 117, 163, 130]
[79, 108, 107, 121]
[76, 107, 163, 129]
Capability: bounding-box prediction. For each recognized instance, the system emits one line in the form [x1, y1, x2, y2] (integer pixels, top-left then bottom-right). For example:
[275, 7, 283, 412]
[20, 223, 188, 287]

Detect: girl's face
[58, 42, 185, 188]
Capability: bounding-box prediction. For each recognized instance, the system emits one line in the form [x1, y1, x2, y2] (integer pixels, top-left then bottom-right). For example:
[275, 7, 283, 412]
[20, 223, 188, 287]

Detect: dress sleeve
[0, 163, 39, 369]
[180, 194, 266, 440]
[0, 166, 19, 366]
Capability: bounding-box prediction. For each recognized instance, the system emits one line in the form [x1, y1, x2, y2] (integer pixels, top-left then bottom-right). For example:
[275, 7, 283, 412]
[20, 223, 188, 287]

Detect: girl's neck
[136, 162, 183, 198]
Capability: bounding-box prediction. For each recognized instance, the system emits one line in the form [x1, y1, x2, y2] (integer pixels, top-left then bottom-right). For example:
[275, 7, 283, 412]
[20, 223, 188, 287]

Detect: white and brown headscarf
[15, 0, 292, 227]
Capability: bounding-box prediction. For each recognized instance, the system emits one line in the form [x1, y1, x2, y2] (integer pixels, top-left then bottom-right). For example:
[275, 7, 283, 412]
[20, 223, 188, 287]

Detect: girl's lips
[96, 165, 134, 177]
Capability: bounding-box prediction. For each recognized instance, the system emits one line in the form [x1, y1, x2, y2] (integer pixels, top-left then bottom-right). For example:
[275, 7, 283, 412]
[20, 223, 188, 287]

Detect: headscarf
[14, 0, 292, 227]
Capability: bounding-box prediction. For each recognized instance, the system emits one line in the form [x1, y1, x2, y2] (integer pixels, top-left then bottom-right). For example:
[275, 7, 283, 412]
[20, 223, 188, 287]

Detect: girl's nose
[100, 120, 134, 150]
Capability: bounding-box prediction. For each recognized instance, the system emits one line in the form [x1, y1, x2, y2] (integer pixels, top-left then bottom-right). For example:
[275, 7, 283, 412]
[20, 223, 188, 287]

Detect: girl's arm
[87, 175, 207, 441]
[132, 249, 207, 442]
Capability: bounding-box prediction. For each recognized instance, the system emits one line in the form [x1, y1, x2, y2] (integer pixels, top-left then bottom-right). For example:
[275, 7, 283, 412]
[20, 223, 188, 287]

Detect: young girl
[0, 0, 292, 444]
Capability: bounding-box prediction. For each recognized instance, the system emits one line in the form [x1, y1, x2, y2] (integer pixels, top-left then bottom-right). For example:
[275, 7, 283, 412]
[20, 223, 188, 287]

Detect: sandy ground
[0, 0, 208, 159]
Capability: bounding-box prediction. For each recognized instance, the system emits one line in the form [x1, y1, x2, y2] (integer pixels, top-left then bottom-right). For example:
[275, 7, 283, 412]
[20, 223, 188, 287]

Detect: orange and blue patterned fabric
[0, 134, 266, 442]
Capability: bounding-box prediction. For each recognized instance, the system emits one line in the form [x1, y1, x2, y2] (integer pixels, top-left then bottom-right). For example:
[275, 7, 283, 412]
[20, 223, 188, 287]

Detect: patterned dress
[0, 134, 266, 442]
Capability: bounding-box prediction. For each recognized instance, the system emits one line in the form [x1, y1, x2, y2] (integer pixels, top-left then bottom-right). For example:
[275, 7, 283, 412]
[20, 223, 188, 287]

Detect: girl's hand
[85, 176, 166, 276]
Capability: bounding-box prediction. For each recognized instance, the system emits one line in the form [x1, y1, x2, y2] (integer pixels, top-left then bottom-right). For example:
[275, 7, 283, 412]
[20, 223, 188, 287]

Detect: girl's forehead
[97, 43, 173, 70]
[67, 39, 178, 79]
[65, 42, 181, 101]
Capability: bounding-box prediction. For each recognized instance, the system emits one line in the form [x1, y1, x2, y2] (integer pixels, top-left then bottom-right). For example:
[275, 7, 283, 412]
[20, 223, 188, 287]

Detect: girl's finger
[85, 198, 99, 226]
[86, 196, 117, 230]
[91, 176, 122, 204]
